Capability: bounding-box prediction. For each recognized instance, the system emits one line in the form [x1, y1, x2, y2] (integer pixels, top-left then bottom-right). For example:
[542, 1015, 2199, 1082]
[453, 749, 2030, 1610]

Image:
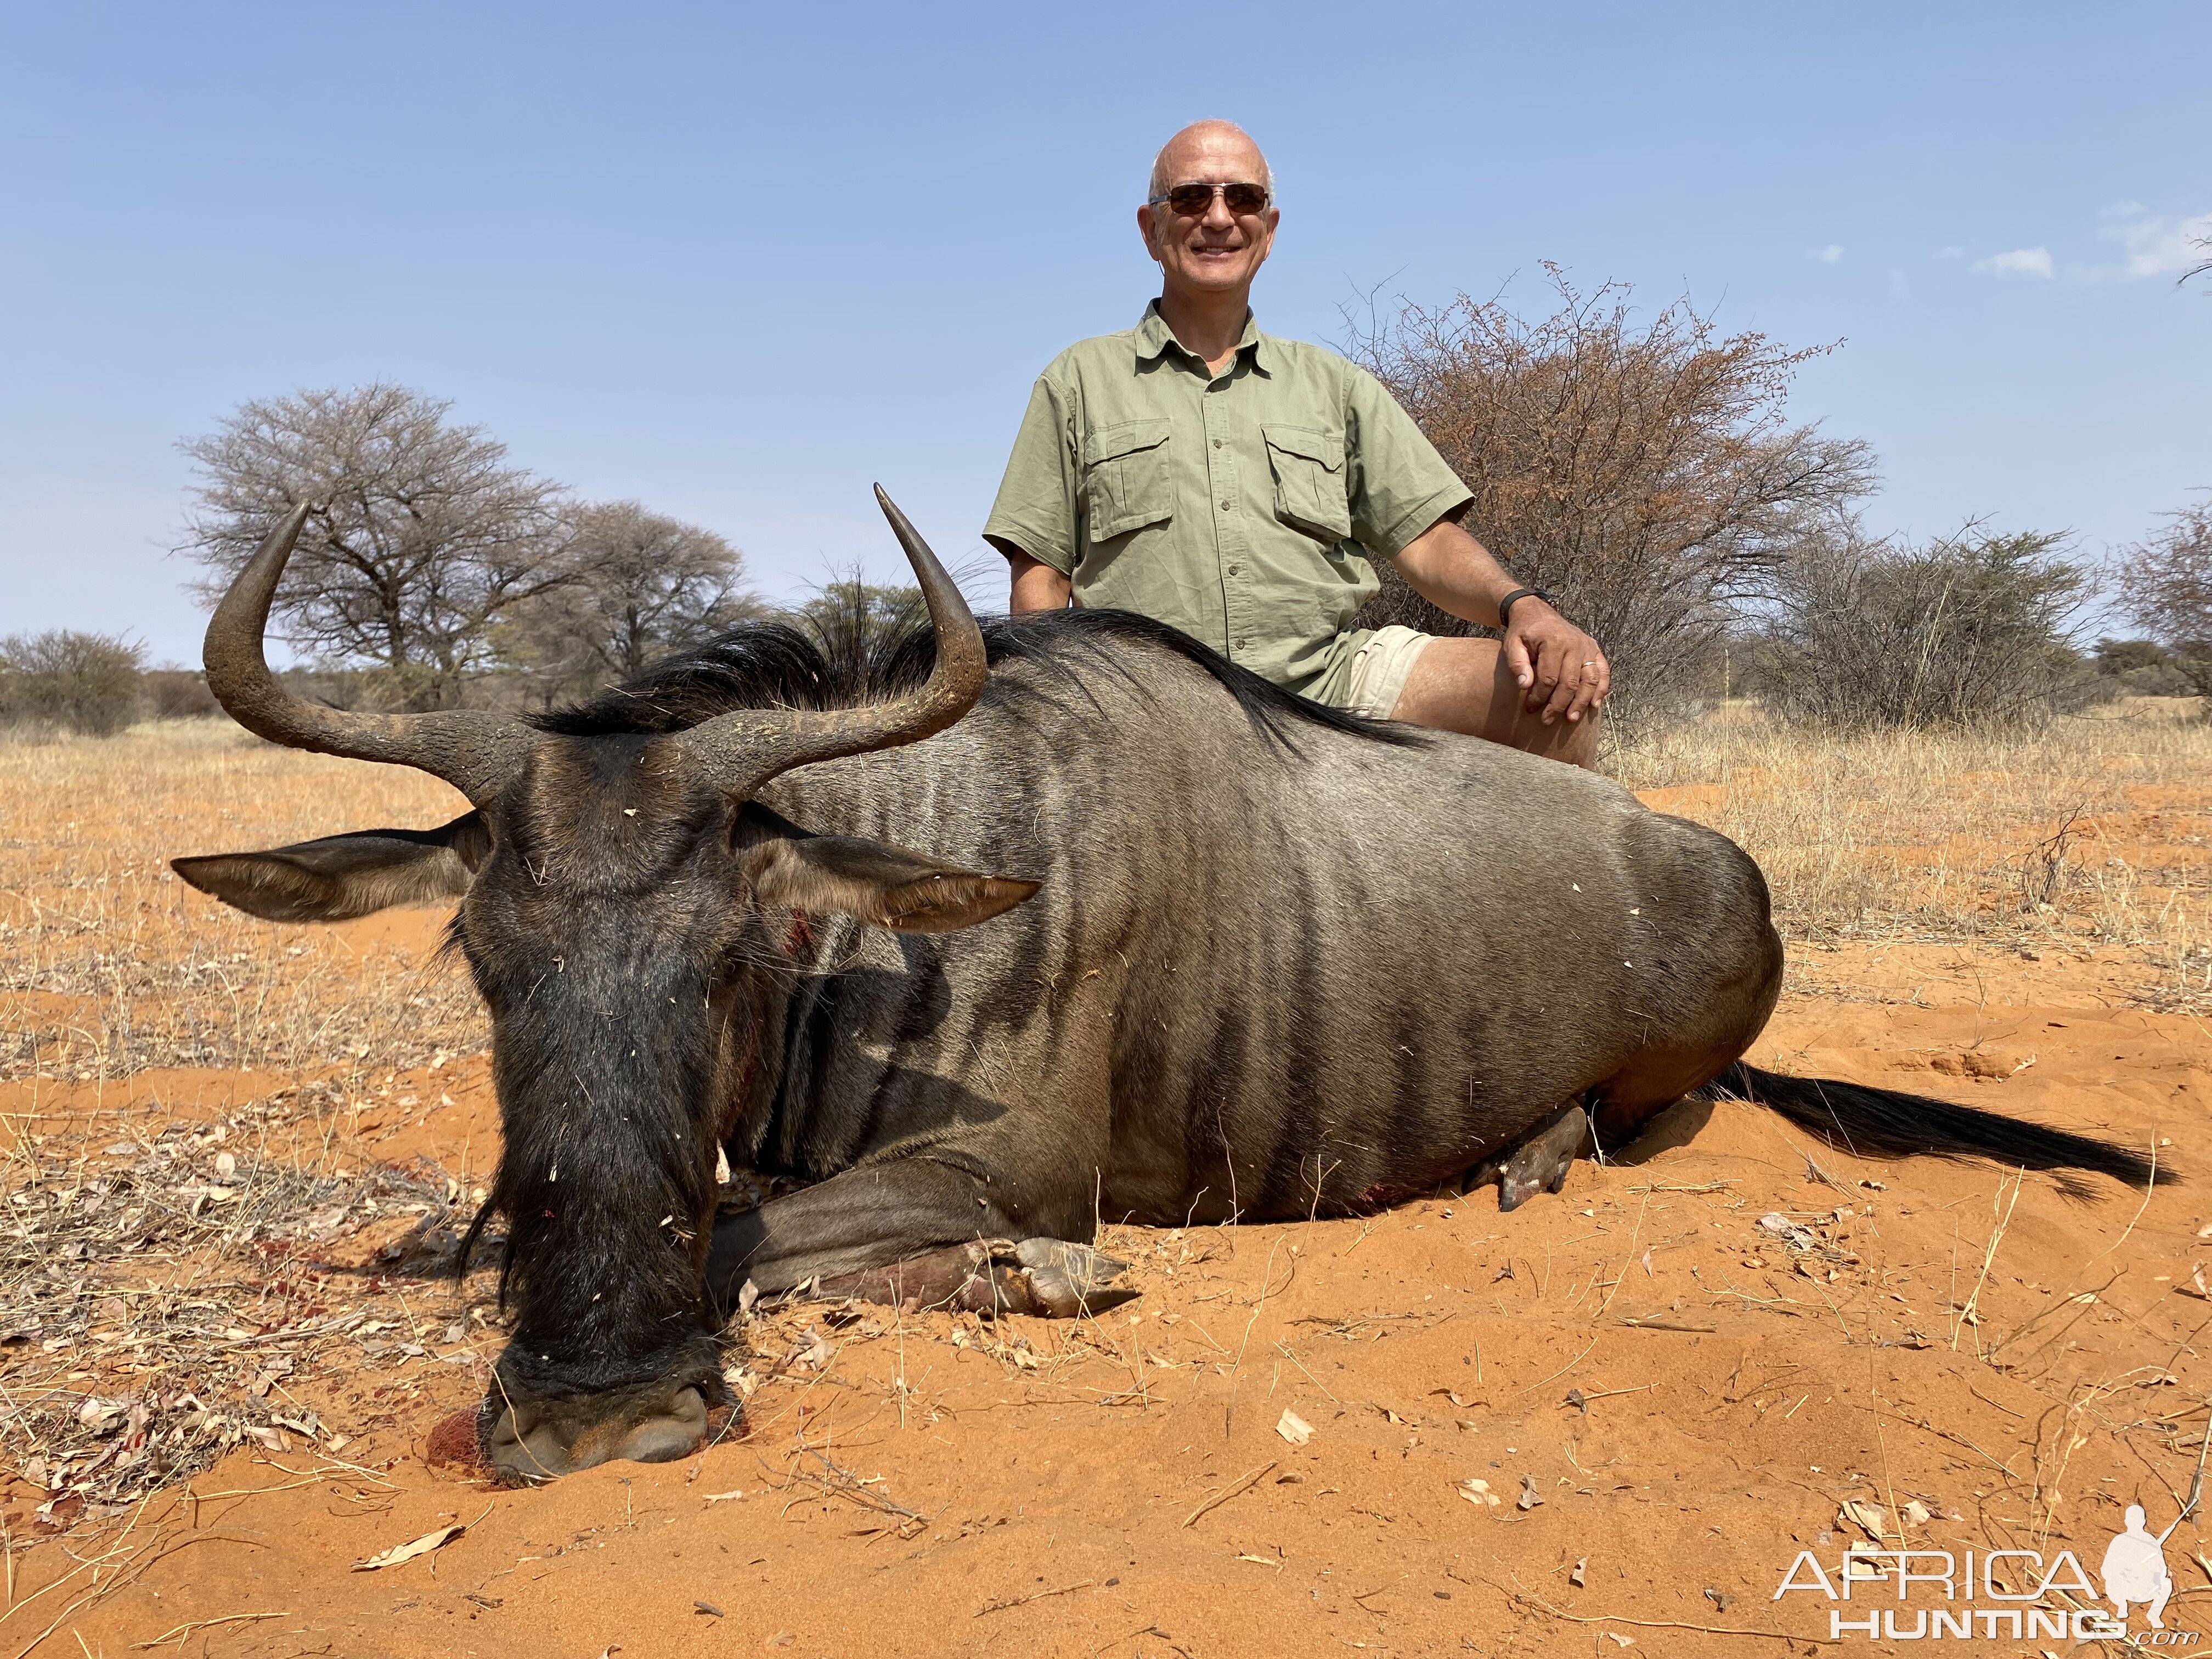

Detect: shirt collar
[1134, 301, 1273, 375]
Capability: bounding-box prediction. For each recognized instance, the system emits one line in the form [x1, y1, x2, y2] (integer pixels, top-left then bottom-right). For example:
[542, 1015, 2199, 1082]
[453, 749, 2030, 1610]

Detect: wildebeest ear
[171, 812, 491, 923]
[742, 836, 1040, 933]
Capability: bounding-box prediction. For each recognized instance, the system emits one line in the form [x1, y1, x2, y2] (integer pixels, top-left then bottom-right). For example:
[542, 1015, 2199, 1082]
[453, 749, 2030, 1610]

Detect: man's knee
[1505, 703, 1602, 768]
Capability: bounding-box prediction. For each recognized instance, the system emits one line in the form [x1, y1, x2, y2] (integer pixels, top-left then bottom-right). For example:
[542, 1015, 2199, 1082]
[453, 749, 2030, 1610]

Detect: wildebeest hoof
[1013, 1238, 1138, 1317]
[1470, 1104, 1593, 1214]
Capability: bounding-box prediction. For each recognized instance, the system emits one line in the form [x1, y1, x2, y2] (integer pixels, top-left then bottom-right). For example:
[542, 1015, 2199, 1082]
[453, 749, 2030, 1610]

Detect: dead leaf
[1276, 1409, 1313, 1446]
[1703, 1587, 1734, 1612]
[352, 1522, 467, 1571]
[1899, 1498, 1932, 1528]
[1564, 1389, 1589, 1416]
[1570, 1557, 1587, 1587]
[1838, 1498, 1889, 1542]
[1457, 1478, 1501, 1509]
[1517, 1475, 1543, 1511]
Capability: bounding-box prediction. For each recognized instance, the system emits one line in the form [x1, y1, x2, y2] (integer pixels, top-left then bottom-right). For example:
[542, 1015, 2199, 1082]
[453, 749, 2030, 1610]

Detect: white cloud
[2098, 202, 2212, 278]
[1973, 246, 2054, 279]
[1807, 244, 1843, 264]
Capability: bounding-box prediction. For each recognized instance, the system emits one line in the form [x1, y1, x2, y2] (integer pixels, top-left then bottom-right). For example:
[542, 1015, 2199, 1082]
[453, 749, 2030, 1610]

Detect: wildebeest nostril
[614, 1386, 710, 1465]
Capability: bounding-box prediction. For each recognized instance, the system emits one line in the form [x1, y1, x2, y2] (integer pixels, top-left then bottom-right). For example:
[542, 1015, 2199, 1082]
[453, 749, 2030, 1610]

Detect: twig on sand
[1509, 1338, 1599, 1398]
[130, 1611, 290, 1648]
[772, 1448, 928, 1537]
[2081, 1135, 2159, 1271]
[975, 1578, 1094, 1617]
[1272, 1341, 1338, 1403]
[1504, 1581, 1836, 1645]
[1182, 1460, 1277, 1528]
[1954, 1169, 2024, 1351]
[1593, 1191, 1651, 1323]
[1223, 1238, 1283, 1440]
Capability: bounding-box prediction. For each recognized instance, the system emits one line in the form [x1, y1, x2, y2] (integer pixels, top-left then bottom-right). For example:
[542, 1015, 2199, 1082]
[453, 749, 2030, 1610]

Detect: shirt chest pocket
[1262, 424, 1352, 544]
[1082, 418, 1175, 541]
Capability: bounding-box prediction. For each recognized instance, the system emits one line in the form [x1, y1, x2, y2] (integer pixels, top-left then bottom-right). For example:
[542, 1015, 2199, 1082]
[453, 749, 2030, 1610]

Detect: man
[984, 120, 1610, 764]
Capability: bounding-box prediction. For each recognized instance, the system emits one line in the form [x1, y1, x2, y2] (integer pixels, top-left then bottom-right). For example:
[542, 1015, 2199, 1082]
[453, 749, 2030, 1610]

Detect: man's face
[1138, 127, 1278, 300]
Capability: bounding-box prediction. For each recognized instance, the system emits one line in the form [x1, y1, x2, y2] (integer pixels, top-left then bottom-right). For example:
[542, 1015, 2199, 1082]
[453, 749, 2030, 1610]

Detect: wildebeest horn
[202, 505, 531, 804]
[680, 486, 989, 797]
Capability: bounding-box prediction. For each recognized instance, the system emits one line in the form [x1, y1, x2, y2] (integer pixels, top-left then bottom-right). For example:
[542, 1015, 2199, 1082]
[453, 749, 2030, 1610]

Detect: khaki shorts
[1328, 624, 1432, 718]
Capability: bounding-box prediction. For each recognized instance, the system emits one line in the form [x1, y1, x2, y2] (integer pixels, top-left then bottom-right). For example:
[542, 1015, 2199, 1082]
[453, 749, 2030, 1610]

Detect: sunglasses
[1148, 180, 1271, 217]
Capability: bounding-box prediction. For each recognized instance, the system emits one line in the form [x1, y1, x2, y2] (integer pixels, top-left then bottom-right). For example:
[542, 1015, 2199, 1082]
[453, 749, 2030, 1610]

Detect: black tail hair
[1705, 1062, 2160, 1199]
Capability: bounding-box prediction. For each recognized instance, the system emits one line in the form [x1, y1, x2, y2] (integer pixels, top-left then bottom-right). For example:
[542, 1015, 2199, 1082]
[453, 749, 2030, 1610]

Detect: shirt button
[1220, 500, 1232, 511]
[1228, 564, 1242, 575]
[1212, 439, 1222, 448]
[1234, 639, 1248, 650]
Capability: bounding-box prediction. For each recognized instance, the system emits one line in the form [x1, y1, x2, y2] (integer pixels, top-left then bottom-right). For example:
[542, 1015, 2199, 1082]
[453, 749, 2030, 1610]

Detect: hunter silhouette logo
[2104, 1409, 2212, 1634]
[2103, 1502, 2181, 1629]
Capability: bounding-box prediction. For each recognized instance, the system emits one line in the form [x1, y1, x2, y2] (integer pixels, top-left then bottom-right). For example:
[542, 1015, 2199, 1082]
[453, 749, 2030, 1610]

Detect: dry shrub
[1754, 523, 2095, 730]
[1349, 268, 1873, 725]
[0, 630, 146, 737]
[2117, 496, 2212, 697]
[143, 668, 221, 720]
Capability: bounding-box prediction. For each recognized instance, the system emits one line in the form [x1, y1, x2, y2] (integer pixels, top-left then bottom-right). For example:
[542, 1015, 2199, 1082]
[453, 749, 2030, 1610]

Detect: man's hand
[1502, 600, 1609, 726]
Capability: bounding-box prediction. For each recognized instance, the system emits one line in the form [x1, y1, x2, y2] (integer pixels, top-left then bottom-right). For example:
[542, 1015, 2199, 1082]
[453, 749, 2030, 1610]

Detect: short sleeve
[982, 374, 1080, 574]
[1342, 364, 1472, 559]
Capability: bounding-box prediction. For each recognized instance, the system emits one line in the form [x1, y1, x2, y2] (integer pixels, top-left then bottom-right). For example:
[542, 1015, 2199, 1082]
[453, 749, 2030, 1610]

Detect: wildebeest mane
[531, 610, 1425, 754]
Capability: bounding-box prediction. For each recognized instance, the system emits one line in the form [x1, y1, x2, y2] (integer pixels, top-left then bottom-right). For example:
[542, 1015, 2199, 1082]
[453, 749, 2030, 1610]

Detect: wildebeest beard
[453, 746, 747, 1433]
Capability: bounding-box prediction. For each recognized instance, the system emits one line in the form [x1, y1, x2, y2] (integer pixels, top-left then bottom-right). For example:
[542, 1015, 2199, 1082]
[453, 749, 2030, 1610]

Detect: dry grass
[2, 720, 495, 1529]
[1, 718, 481, 1085]
[1610, 698, 2212, 1009]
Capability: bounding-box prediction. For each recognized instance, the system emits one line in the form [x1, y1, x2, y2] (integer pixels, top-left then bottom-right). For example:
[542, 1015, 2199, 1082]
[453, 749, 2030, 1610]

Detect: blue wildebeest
[174, 492, 2151, 1482]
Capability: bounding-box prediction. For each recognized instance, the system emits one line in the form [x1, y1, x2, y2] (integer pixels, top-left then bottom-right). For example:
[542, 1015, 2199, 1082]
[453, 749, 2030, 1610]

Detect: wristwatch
[1497, 586, 1554, 627]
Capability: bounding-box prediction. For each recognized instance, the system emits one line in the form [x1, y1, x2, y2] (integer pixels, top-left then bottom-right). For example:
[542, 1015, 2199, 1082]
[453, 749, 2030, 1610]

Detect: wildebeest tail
[1705, 1062, 2158, 1195]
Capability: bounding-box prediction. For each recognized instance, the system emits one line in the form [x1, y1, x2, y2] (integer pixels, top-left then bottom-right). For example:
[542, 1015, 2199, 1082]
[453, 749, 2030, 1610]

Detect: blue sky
[3, 2, 2206, 664]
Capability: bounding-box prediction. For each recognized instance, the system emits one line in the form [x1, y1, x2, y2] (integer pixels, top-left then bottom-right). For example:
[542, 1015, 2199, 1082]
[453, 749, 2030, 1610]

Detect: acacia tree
[1350, 268, 1875, 721]
[1756, 522, 2092, 729]
[503, 501, 762, 697]
[2117, 496, 2212, 695]
[178, 385, 572, 709]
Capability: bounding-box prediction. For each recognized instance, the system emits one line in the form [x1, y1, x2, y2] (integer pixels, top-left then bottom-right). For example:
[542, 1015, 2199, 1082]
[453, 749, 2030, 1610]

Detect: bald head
[1148, 120, 1273, 201]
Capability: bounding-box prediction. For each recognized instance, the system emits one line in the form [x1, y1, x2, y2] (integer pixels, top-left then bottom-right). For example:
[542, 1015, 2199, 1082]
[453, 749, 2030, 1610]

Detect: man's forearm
[1391, 518, 1522, 626]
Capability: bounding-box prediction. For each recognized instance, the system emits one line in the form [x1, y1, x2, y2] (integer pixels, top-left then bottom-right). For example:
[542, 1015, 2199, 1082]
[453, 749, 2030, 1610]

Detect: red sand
[5, 936, 2210, 1657]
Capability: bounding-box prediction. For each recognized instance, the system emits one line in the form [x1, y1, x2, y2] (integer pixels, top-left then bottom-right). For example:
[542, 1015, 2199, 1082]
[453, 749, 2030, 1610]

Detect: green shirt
[983, 303, 1473, 702]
